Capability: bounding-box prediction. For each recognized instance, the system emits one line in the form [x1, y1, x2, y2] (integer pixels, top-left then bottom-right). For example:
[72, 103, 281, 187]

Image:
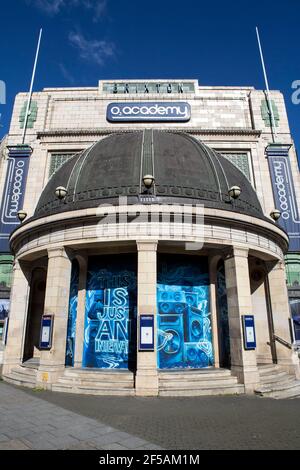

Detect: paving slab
[1, 381, 300, 449]
[0, 382, 160, 450]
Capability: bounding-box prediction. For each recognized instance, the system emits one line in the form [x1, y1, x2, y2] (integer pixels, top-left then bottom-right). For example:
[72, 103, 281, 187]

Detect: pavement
[0, 379, 300, 450]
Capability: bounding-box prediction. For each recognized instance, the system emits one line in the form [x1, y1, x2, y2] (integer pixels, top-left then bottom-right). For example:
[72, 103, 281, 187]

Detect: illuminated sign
[107, 102, 191, 123]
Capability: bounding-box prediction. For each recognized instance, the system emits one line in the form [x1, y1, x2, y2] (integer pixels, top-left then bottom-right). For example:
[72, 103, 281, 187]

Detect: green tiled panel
[0, 254, 14, 289]
[285, 254, 300, 287]
[261, 99, 280, 128]
[220, 153, 251, 182]
[19, 100, 38, 129]
[49, 153, 75, 178]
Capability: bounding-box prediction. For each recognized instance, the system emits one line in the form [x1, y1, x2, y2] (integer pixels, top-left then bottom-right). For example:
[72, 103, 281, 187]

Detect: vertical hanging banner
[0, 145, 32, 252]
[266, 144, 300, 252]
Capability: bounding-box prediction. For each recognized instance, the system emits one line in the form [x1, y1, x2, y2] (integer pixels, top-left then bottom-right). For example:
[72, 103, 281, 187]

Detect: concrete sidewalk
[0, 380, 300, 450]
[0, 381, 161, 450]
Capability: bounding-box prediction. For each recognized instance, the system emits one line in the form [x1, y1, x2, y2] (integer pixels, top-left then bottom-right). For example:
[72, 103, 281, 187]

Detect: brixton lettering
[107, 102, 191, 122]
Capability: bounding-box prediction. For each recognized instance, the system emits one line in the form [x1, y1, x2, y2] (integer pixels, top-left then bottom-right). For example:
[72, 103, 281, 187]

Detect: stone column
[135, 240, 158, 396]
[74, 254, 88, 369]
[37, 247, 72, 387]
[224, 247, 260, 393]
[268, 260, 299, 376]
[208, 255, 220, 368]
[2, 259, 30, 374]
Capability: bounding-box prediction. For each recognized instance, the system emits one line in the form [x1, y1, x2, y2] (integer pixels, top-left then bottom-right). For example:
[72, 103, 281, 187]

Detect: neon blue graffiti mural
[82, 255, 137, 370]
[157, 255, 214, 370]
[65, 260, 79, 366]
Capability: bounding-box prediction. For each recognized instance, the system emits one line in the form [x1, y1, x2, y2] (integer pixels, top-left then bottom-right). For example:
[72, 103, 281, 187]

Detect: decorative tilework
[19, 101, 38, 129]
[220, 152, 251, 182]
[49, 153, 75, 178]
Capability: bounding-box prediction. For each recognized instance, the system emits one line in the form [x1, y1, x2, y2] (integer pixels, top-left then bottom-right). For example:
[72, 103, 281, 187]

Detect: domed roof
[34, 130, 264, 219]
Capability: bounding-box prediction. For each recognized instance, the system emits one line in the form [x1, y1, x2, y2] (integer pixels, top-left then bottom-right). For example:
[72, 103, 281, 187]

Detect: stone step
[259, 373, 295, 385]
[54, 367, 135, 394]
[3, 372, 37, 388]
[159, 377, 240, 389]
[258, 368, 286, 378]
[255, 379, 300, 398]
[159, 384, 244, 397]
[272, 388, 300, 399]
[158, 367, 242, 396]
[22, 358, 40, 369]
[257, 364, 285, 374]
[57, 377, 134, 388]
[158, 369, 232, 381]
[63, 368, 134, 382]
[52, 383, 135, 396]
[17, 366, 39, 377]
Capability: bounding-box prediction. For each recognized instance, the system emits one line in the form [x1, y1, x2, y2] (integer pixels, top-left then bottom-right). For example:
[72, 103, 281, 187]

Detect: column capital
[225, 246, 249, 260]
[47, 247, 69, 260]
[136, 240, 158, 252]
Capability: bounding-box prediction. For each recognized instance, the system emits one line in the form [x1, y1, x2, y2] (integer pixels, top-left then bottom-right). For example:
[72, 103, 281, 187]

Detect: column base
[36, 365, 65, 389]
[135, 369, 159, 396]
[231, 364, 260, 393]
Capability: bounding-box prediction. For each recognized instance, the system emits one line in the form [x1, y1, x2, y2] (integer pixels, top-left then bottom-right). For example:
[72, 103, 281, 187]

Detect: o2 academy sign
[0, 145, 31, 252]
[107, 102, 191, 123]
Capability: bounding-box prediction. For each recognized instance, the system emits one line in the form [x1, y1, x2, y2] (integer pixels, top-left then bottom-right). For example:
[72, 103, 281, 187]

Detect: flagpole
[21, 28, 43, 145]
[256, 26, 277, 143]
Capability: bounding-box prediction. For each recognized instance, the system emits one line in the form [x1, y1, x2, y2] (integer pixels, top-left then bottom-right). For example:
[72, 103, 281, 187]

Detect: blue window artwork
[65, 260, 79, 367]
[157, 255, 214, 370]
[82, 255, 137, 370]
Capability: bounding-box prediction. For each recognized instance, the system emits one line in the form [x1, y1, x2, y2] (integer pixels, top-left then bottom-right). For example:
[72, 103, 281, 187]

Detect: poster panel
[82, 255, 137, 370]
[157, 255, 214, 370]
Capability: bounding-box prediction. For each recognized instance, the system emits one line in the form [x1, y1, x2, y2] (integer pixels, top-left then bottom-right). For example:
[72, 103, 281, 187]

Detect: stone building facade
[0, 79, 299, 395]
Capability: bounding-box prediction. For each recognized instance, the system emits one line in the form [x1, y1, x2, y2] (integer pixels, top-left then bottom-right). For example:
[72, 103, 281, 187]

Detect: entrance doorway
[23, 268, 47, 363]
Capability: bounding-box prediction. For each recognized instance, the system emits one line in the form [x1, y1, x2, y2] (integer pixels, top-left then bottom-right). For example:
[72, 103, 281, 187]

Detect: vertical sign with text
[0, 145, 31, 252]
[267, 144, 300, 252]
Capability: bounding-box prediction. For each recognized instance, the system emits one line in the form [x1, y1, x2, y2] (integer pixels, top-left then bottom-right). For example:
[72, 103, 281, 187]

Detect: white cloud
[59, 63, 75, 84]
[27, 0, 108, 20]
[27, 0, 65, 15]
[68, 31, 115, 66]
[93, 0, 107, 22]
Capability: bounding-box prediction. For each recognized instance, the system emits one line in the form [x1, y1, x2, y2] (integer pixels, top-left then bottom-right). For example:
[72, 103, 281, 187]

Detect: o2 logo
[292, 80, 300, 104]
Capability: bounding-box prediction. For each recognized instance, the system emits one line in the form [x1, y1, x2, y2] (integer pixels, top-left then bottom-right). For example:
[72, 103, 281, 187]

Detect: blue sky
[0, 0, 299, 156]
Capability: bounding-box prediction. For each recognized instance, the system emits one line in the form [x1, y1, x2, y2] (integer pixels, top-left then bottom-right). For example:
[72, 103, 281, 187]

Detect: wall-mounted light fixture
[270, 209, 281, 221]
[55, 186, 68, 200]
[142, 174, 155, 189]
[228, 185, 241, 200]
[17, 210, 27, 222]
